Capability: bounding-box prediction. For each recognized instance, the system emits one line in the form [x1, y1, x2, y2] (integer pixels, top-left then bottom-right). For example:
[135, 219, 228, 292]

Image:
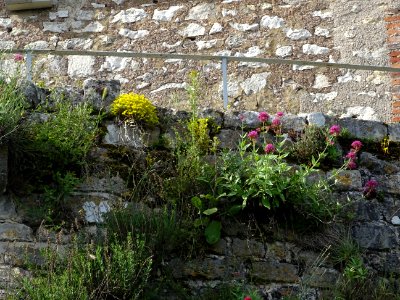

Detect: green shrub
[13, 234, 152, 300]
[32, 100, 100, 166]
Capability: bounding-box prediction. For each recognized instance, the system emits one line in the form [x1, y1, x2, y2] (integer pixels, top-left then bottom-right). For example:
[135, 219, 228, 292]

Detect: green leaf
[261, 197, 271, 209]
[203, 207, 218, 216]
[191, 196, 202, 211]
[194, 217, 209, 228]
[205, 221, 222, 244]
[228, 205, 242, 216]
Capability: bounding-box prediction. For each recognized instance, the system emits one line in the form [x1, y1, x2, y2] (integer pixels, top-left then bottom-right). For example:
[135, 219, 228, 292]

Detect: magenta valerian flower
[247, 130, 258, 140]
[265, 143, 275, 154]
[276, 111, 284, 118]
[239, 114, 245, 122]
[363, 179, 378, 198]
[256, 127, 261, 132]
[345, 151, 357, 160]
[329, 125, 341, 136]
[347, 160, 357, 170]
[271, 118, 281, 127]
[351, 140, 363, 152]
[244, 297, 252, 300]
[258, 111, 269, 123]
[14, 53, 24, 62]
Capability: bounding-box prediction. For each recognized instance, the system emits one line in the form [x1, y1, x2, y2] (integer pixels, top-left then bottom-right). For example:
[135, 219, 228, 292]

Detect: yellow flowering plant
[111, 93, 159, 126]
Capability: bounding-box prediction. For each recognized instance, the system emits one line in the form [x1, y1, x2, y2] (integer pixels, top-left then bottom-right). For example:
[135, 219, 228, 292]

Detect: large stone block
[359, 152, 400, 175]
[216, 129, 242, 149]
[302, 267, 340, 288]
[0, 223, 33, 242]
[83, 79, 121, 112]
[388, 123, 400, 142]
[375, 174, 400, 194]
[338, 118, 387, 142]
[327, 170, 362, 191]
[351, 223, 398, 250]
[251, 261, 299, 283]
[231, 238, 265, 258]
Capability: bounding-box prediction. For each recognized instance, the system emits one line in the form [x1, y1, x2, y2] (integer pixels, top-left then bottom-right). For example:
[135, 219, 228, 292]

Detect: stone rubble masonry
[0, 0, 395, 122]
[385, 11, 400, 122]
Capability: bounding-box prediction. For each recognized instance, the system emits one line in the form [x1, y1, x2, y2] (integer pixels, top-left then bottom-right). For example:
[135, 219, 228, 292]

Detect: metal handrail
[5, 49, 400, 108]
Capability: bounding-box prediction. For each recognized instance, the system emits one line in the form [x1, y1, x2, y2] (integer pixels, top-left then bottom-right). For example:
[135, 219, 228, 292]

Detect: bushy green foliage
[0, 76, 26, 143]
[32, 100, 99, 166]
[13, 234, 152, 300]
[111, 92, 158, 126]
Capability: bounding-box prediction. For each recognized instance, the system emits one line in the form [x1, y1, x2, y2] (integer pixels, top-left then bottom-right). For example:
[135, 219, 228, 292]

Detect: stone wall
[0, 0, 398, 121]
[0, 78, 399, 297]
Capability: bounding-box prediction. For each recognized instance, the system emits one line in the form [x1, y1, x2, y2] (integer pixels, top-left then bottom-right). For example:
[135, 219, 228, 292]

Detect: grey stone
[375, 174, 400, 195]
[24, 41, 49, 50]
[302, 267, 340, 288]
[240, 73, 269, 95]
[209, 23, 223, 34]
[0, 224, 33, 242]
[338, 118, 387, 142]
[281, 115, 306, 132]
[224, 111, 260, 129]
[307, 112, 326, 127]
[82, 201, 111, 223]
[20, 81, 48, 108]
[0, 196, 18, 222]
[182, 257, 227, 279]
[251, 261, 299, 283]
[388, 123, 400, 142]
[75, 176, 127, 195]
[352, 223, 398, 250]
[119, 28, 149, 39]
[186, 3, 215, 21]
[102, 123, 160, 149]
[196, 40, 218, 51]
[216, 129, 242, 149]
[80, 21, 104, 33]
[327, 170, 362, 191]
[43, 22, 68, 33]
[83, 79, 120, 111]
[199, 109, 224, 127]
[359, 152, 400, 175]
[231, 238, 265, 258]
[349, 200, 383, 222]
[340, 106, 378, 121]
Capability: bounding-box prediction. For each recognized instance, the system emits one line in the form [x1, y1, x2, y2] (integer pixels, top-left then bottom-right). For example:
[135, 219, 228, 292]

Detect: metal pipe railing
[4, 49, 400, 109]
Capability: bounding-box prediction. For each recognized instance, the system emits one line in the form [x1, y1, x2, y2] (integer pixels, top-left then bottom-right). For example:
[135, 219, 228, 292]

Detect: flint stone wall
[0, 0, 398, 122]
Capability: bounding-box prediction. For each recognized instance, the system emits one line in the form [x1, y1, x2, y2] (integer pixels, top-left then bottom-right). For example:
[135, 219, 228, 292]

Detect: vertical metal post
[222, 57, 228, 109]
[26, 52, 32, 81]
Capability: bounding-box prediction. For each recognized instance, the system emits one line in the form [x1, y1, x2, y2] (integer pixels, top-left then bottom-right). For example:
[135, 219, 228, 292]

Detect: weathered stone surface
[0, 224, 33, 242]
[209, 23, 223, 34]
[349, 200, 383, 222]
[82, 201, 111, 223]
[182, 257, 227, 279]
[327, 170, 362, 191]
[313, 74, 331, 89]
[102, 123, 160, 149]
[0, 196, 18, 222]
[375, 174, 400, 194]
[224, 111, 260, 129]
[275, 46, 292, 58]
[315, 27, 330, 37]
[83, 79, 120, 111]
[75, 176, 127, 195]
[178, 23, 206, 37]
[338, 118, 387, 142]
[241, 73, 269, 95]
[281, 115, 306, 132]
[68, 56, 95, 77]
[340, 106, 378, 121]
[43, 22, 68, 33]
[359, 152, 400, 175]
[0, 147, 6, 195]
[153, 6, 183, 21]
[306, 112, 326, 127]
[388, 123, 400, 143]
[230, 22, 259, 32]
[286, 29, 312, 40]
[251, 261, 299, 283]
[260, 15, 285, 29]
[111, 8, 147, 23]
[216, 129, 242, 149]
[302, 44, 329, 55]
[352, 223, 398, 250]
[231, 238, 265, 258]
[302, 267, 340, 288]
[186, 3, 215, 21]
[199, 109, 224, 127]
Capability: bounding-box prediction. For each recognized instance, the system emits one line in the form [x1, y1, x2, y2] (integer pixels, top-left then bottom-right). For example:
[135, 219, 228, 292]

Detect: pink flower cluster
[247, 130, 258, 140]
[244, 296, 252, 300]
[14, 53, 24, 62]
[363, 179, 378, 198]
[346, 140, 363, 170]
[327, 125, 341, 145]
[265, 143, 275, 154]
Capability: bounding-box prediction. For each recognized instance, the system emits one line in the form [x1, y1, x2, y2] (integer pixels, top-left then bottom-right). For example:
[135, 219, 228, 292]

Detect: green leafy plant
[13, 234, 152, 300]
[111, 92, 158, 126]
[32, 100, 100, 166]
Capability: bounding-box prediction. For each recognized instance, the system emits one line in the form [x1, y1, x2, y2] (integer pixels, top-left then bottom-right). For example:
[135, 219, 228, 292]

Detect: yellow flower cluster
[111, 93, 159, 126]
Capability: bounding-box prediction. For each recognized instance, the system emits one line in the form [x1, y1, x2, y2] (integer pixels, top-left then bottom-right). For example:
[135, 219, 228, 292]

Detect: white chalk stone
[286, 29, 311, 40]
[68, 56, 95, 77]
[209, 23, 223, 34]
[43, 22, 69, 33]
[151, 83, 188, 93]
[119, 28, 149, 39]
[186, 3, 215, 20]
[153, 6, 183, 21]
[275, 46, 292, 58]
[260, 15, 285, 29]
[178, 23, 206, 37]
[196, 40, 218, 50]
[313, 74, 331, 89]
[241, 72, 270, 95]
[230, 22, 259, 32]
[315, 27, 330, 37]
[24, 41, 49, 50]
[303, 44, 329, 55]
[340, 106, 378, 121]
[111, 8, 147, 23]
